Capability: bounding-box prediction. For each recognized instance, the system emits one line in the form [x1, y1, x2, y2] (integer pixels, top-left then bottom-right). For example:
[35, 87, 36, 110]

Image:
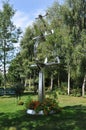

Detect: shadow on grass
[0, 105, 86, 130]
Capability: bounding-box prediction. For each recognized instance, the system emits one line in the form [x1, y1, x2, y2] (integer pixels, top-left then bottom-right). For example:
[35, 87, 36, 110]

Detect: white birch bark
[68, 65, 70, 95]
[82, 74, 86, 97]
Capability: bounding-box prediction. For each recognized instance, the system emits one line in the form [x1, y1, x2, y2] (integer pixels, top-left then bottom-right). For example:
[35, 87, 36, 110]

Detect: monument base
[26, 109, 55, 115]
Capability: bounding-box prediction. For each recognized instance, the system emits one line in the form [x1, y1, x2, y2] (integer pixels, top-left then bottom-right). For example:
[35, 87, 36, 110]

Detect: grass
[58, 94, 86, 107]
[0, 93, 86, 130]
[0, 95, 25, 113]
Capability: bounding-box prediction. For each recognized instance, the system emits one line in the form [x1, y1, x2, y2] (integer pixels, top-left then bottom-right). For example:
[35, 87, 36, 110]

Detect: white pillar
[38, 70, 45, 102]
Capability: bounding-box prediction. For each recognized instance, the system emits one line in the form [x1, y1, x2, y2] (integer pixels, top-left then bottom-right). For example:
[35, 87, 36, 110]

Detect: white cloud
[12, 9, 47, 49]
[33, 8, 46, 18]
[0, 2, 47, 36]
[0, 1, 46, 33]
[13, 10, 33, 32]
[12, 9, 47, 34]
[0, 2, 33, 32]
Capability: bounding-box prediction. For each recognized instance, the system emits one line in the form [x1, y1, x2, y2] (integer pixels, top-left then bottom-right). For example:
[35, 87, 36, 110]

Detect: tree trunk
[82, 74, 86, 97]
[29, 76, 31, 88]
[58, 72, 60, 87]
[68, 65, 70, 95]
[3, 40, 6, 92]
[50, 75, 53, 91]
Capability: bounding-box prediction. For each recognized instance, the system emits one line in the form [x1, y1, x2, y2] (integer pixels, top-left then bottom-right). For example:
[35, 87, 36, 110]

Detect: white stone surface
[27, 109, 44, 115]
[27, 109, 36, 115]
[27, 109, 55, 115]
[38, 110, 44, 115]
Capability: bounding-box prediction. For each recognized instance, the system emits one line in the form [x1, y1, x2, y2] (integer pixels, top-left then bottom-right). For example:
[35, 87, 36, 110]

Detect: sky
[0, 0, 64, 32]
[0, 0, 64, 71]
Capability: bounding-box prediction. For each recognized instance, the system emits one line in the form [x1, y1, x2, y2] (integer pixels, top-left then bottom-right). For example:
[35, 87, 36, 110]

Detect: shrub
[18, 100, 24, 105]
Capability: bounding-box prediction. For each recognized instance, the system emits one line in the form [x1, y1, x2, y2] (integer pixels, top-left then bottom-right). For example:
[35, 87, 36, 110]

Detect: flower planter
[27, 109, 44, 115]
[26, 109, 55, 115]
[27, 109, 36, 115]
[26, 98, 59, 115]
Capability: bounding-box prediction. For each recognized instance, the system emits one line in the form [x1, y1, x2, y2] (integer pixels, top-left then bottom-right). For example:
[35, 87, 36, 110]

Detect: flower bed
[25, 98, 61, 115]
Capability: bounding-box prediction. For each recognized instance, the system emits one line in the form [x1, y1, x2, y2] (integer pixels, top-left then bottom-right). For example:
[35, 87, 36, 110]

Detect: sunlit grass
[58, 95, 86, 107]
[0, 94, 37, 113]
[0, 94, 86, 113]
[0, 96, 23, 113]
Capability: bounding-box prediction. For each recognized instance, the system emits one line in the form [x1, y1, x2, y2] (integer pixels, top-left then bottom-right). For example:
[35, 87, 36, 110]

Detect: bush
[70, 88, 81, 97]
[56, 82, 68, 95]
[18, 100, 24, 105]
[14, 82, 25, 99]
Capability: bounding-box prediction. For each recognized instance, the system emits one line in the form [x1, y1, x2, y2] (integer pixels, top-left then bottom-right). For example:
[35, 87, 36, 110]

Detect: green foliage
[70, 88, 81, 97]
[57, 82, 68, 95]
[14, 82, 25, 99]
[18, 100, 24, 105]
[6, 0, 86, 96]
[0, 72, 3, 86]
[8, 53, 24, 84]
[0, 1, 22, 88]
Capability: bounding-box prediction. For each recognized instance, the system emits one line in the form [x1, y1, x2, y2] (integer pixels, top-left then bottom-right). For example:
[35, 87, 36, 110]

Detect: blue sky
[0, 0, 64, 32]
[0, 0, 64, 71]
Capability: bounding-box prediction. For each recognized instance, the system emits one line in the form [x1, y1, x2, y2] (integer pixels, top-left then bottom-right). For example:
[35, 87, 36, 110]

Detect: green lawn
[0, 94, 86, 130]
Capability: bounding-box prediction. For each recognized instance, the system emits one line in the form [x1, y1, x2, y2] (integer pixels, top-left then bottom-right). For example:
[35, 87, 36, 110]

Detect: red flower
[29, 100, 40, 110]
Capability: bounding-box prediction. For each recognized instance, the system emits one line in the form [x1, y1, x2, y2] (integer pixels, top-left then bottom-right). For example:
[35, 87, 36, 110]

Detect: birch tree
[0, 1, 21, 89]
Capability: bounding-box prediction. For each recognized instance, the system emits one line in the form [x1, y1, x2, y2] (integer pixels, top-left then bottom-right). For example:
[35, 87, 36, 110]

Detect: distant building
[0, 88, 15, 96]
[5, 88, 15, 95]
